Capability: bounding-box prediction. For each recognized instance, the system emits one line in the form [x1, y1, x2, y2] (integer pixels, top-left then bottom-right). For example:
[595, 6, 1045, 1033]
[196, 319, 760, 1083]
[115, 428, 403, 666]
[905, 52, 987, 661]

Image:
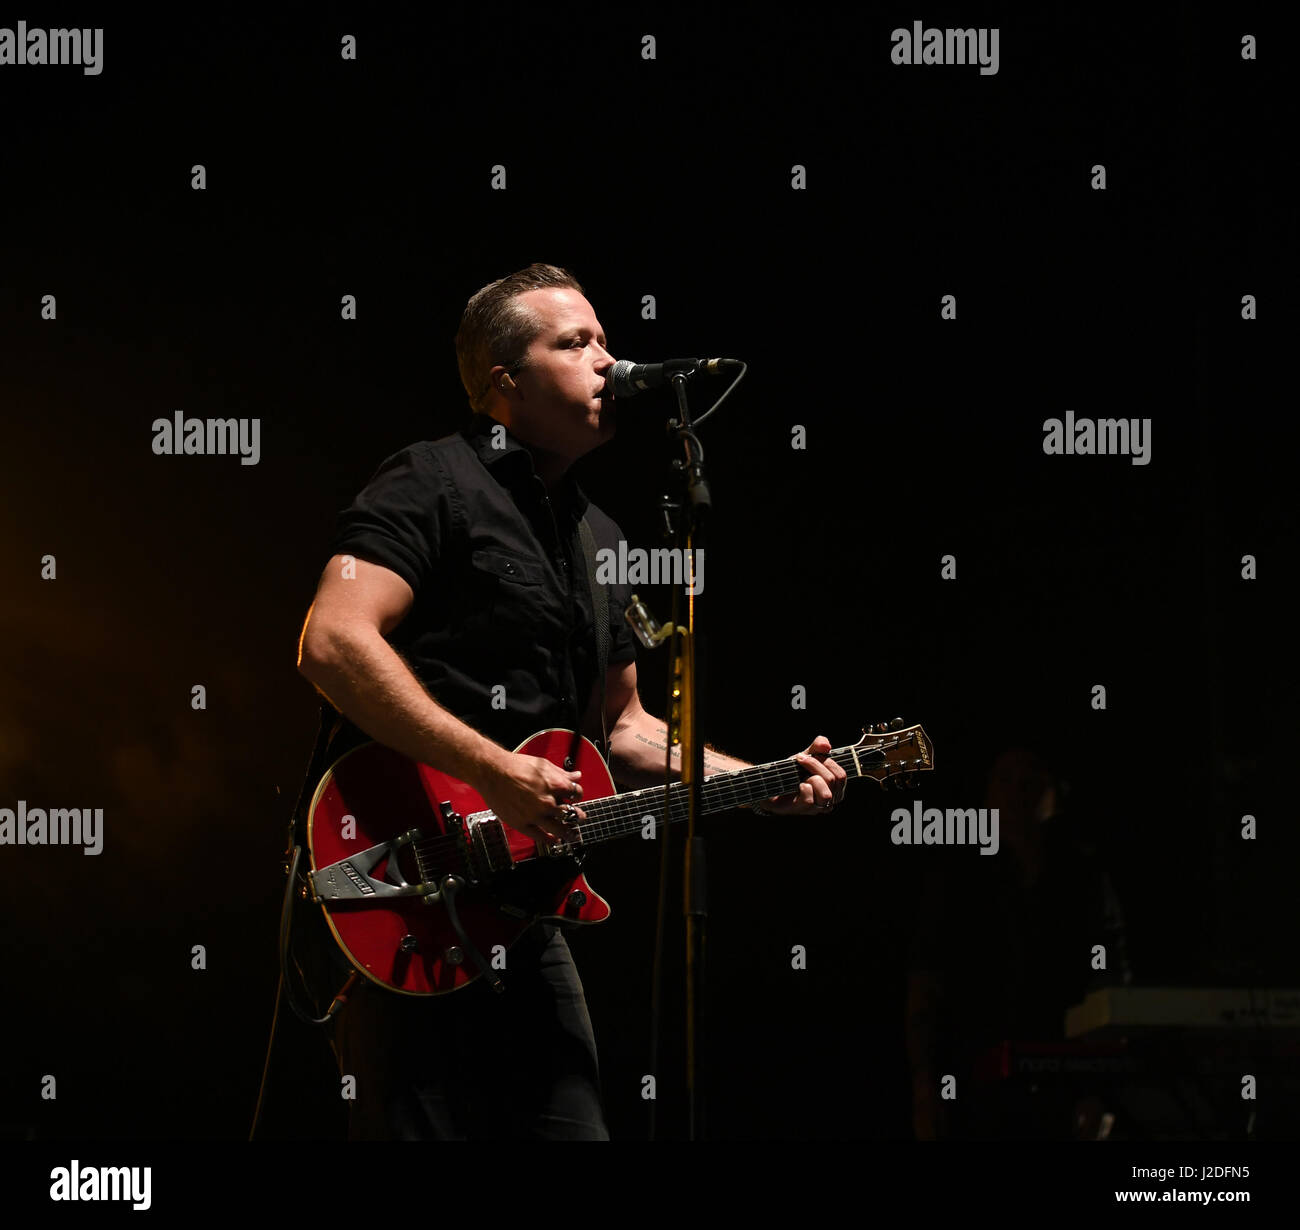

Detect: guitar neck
[572, 745, 865, 848]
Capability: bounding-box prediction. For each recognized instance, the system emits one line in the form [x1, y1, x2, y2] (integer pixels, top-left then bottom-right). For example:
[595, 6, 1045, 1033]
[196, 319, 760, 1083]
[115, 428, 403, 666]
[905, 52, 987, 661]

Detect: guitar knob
[890, 717, 905, 730]
[444, 946, 464, 966]
[399, 934, 418, 952]
[568, 889, 587, 908]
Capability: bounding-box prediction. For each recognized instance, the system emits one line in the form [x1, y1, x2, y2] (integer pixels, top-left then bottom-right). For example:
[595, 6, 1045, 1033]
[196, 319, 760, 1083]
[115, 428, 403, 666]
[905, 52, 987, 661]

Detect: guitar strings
[404, 742, 905, 861]
[390, 739, 919, 868]
[404, 751, 847, 861]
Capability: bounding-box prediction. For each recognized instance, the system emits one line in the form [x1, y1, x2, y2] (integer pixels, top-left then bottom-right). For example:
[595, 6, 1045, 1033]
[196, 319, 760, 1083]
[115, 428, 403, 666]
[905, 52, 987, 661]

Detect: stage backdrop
[0, 7, 1291, 1144]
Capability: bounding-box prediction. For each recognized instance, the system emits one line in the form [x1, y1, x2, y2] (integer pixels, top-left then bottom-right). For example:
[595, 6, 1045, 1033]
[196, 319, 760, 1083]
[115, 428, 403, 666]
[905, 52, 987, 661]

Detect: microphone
[603, 357, 741, 399]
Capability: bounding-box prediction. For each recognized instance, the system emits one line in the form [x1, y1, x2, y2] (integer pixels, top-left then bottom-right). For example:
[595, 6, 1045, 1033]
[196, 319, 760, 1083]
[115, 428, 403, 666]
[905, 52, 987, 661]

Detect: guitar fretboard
[572, 745, 873, 847]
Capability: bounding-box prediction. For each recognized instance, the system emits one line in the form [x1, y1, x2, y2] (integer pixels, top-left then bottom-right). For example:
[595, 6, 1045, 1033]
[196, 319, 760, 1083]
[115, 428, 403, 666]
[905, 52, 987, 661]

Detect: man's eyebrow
[558, 325, 607, 342]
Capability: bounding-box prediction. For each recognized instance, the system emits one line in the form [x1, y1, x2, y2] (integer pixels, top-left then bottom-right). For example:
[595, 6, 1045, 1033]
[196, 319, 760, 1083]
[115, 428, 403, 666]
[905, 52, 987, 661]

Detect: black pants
[328, 923, 609, 1140]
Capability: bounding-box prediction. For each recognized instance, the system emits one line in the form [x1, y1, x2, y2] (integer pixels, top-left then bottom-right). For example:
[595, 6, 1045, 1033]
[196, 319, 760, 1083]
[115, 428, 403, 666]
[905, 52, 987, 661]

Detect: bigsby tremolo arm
[310, 828, 436, 903]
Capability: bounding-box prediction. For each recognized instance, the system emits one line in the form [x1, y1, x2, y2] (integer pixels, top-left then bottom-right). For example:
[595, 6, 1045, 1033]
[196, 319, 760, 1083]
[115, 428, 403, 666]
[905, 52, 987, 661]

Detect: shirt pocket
[469, 546, 546, 587]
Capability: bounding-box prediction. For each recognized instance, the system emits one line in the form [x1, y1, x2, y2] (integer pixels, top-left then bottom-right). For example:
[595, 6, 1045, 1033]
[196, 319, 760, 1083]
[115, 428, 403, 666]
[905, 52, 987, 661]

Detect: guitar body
[304, 716, 934, 997]
[307, 729, 613, 996]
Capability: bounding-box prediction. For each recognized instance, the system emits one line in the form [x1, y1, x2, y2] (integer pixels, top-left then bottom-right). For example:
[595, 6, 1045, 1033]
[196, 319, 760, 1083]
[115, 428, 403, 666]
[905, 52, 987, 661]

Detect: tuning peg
[889, 717, 905, 730]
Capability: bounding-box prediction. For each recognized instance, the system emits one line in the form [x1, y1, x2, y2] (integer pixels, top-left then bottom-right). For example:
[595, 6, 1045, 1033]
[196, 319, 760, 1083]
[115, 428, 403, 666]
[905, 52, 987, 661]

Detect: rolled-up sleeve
[330, 443, 456, 596]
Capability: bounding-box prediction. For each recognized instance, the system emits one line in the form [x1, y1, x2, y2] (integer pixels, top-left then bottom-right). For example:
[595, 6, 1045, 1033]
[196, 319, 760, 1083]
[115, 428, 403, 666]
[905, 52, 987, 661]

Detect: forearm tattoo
[632, 724, 734, 776]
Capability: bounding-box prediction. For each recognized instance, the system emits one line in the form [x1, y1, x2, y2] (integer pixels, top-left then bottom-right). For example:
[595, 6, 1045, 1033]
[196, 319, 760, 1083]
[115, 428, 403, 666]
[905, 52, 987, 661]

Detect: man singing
[295, 262, 846, 1139]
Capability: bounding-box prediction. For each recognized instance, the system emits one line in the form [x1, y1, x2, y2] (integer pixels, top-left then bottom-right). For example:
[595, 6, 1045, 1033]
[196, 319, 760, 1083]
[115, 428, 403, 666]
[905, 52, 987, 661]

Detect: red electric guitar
[306, 721, 934, 995]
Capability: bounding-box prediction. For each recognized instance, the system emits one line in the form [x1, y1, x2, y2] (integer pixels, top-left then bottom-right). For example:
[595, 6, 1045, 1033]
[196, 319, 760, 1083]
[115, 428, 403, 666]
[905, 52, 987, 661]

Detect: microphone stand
[664, 372, 710, 1141]
[624, 357, 743, 1141]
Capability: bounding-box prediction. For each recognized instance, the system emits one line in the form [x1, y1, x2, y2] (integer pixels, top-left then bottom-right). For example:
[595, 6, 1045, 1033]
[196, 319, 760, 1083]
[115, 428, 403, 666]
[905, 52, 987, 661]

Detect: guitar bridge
[537, 829, 585, 861]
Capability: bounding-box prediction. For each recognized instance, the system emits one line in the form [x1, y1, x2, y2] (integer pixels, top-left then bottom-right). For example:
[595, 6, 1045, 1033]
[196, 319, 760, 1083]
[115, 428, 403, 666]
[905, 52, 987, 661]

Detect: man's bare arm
[297, 555, 504, 784]
[297, 554, 580, 841]
[601, 659, 847, 811]
[602, 659, 748, 789]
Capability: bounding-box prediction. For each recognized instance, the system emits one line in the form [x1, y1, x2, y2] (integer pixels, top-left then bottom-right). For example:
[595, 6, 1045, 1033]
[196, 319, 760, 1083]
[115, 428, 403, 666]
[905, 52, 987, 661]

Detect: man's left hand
[758, 736, 847, 814]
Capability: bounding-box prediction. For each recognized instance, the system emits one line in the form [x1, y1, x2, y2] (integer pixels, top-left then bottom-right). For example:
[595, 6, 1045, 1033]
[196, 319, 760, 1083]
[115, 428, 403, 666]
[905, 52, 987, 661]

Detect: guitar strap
[276, 699, 353, 1028]
[285, 700, 343, 857]
[577, 516, 610, 760]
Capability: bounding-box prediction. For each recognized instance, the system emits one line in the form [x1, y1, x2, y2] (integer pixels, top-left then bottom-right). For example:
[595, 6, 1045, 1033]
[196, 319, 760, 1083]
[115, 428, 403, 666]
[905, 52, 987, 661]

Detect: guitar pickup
[465, 810, 513, 875]
[310, 829, 433, 903]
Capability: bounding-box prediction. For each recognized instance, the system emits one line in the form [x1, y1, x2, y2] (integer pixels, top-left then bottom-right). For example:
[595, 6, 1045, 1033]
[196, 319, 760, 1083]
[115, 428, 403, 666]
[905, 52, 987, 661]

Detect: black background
[0, 5, 1292, 1145]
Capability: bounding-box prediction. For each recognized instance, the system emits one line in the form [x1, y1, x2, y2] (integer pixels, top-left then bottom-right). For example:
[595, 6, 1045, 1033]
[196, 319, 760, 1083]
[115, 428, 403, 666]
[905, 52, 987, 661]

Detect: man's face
[492, 287, 616, 462]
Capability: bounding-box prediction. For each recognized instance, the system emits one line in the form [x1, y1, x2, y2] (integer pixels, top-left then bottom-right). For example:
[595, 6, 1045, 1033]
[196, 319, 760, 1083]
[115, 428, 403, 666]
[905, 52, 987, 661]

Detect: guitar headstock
[854, 718, 934, 789]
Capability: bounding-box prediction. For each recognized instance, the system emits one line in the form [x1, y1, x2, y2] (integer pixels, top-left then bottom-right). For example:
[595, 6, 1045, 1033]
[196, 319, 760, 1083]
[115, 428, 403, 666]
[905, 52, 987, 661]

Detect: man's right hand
[476, 752, 586, 845]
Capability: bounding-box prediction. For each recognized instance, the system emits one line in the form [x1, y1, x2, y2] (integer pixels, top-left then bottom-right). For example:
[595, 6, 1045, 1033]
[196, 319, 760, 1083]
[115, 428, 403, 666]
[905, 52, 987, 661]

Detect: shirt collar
[463, 412, 589, 517]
